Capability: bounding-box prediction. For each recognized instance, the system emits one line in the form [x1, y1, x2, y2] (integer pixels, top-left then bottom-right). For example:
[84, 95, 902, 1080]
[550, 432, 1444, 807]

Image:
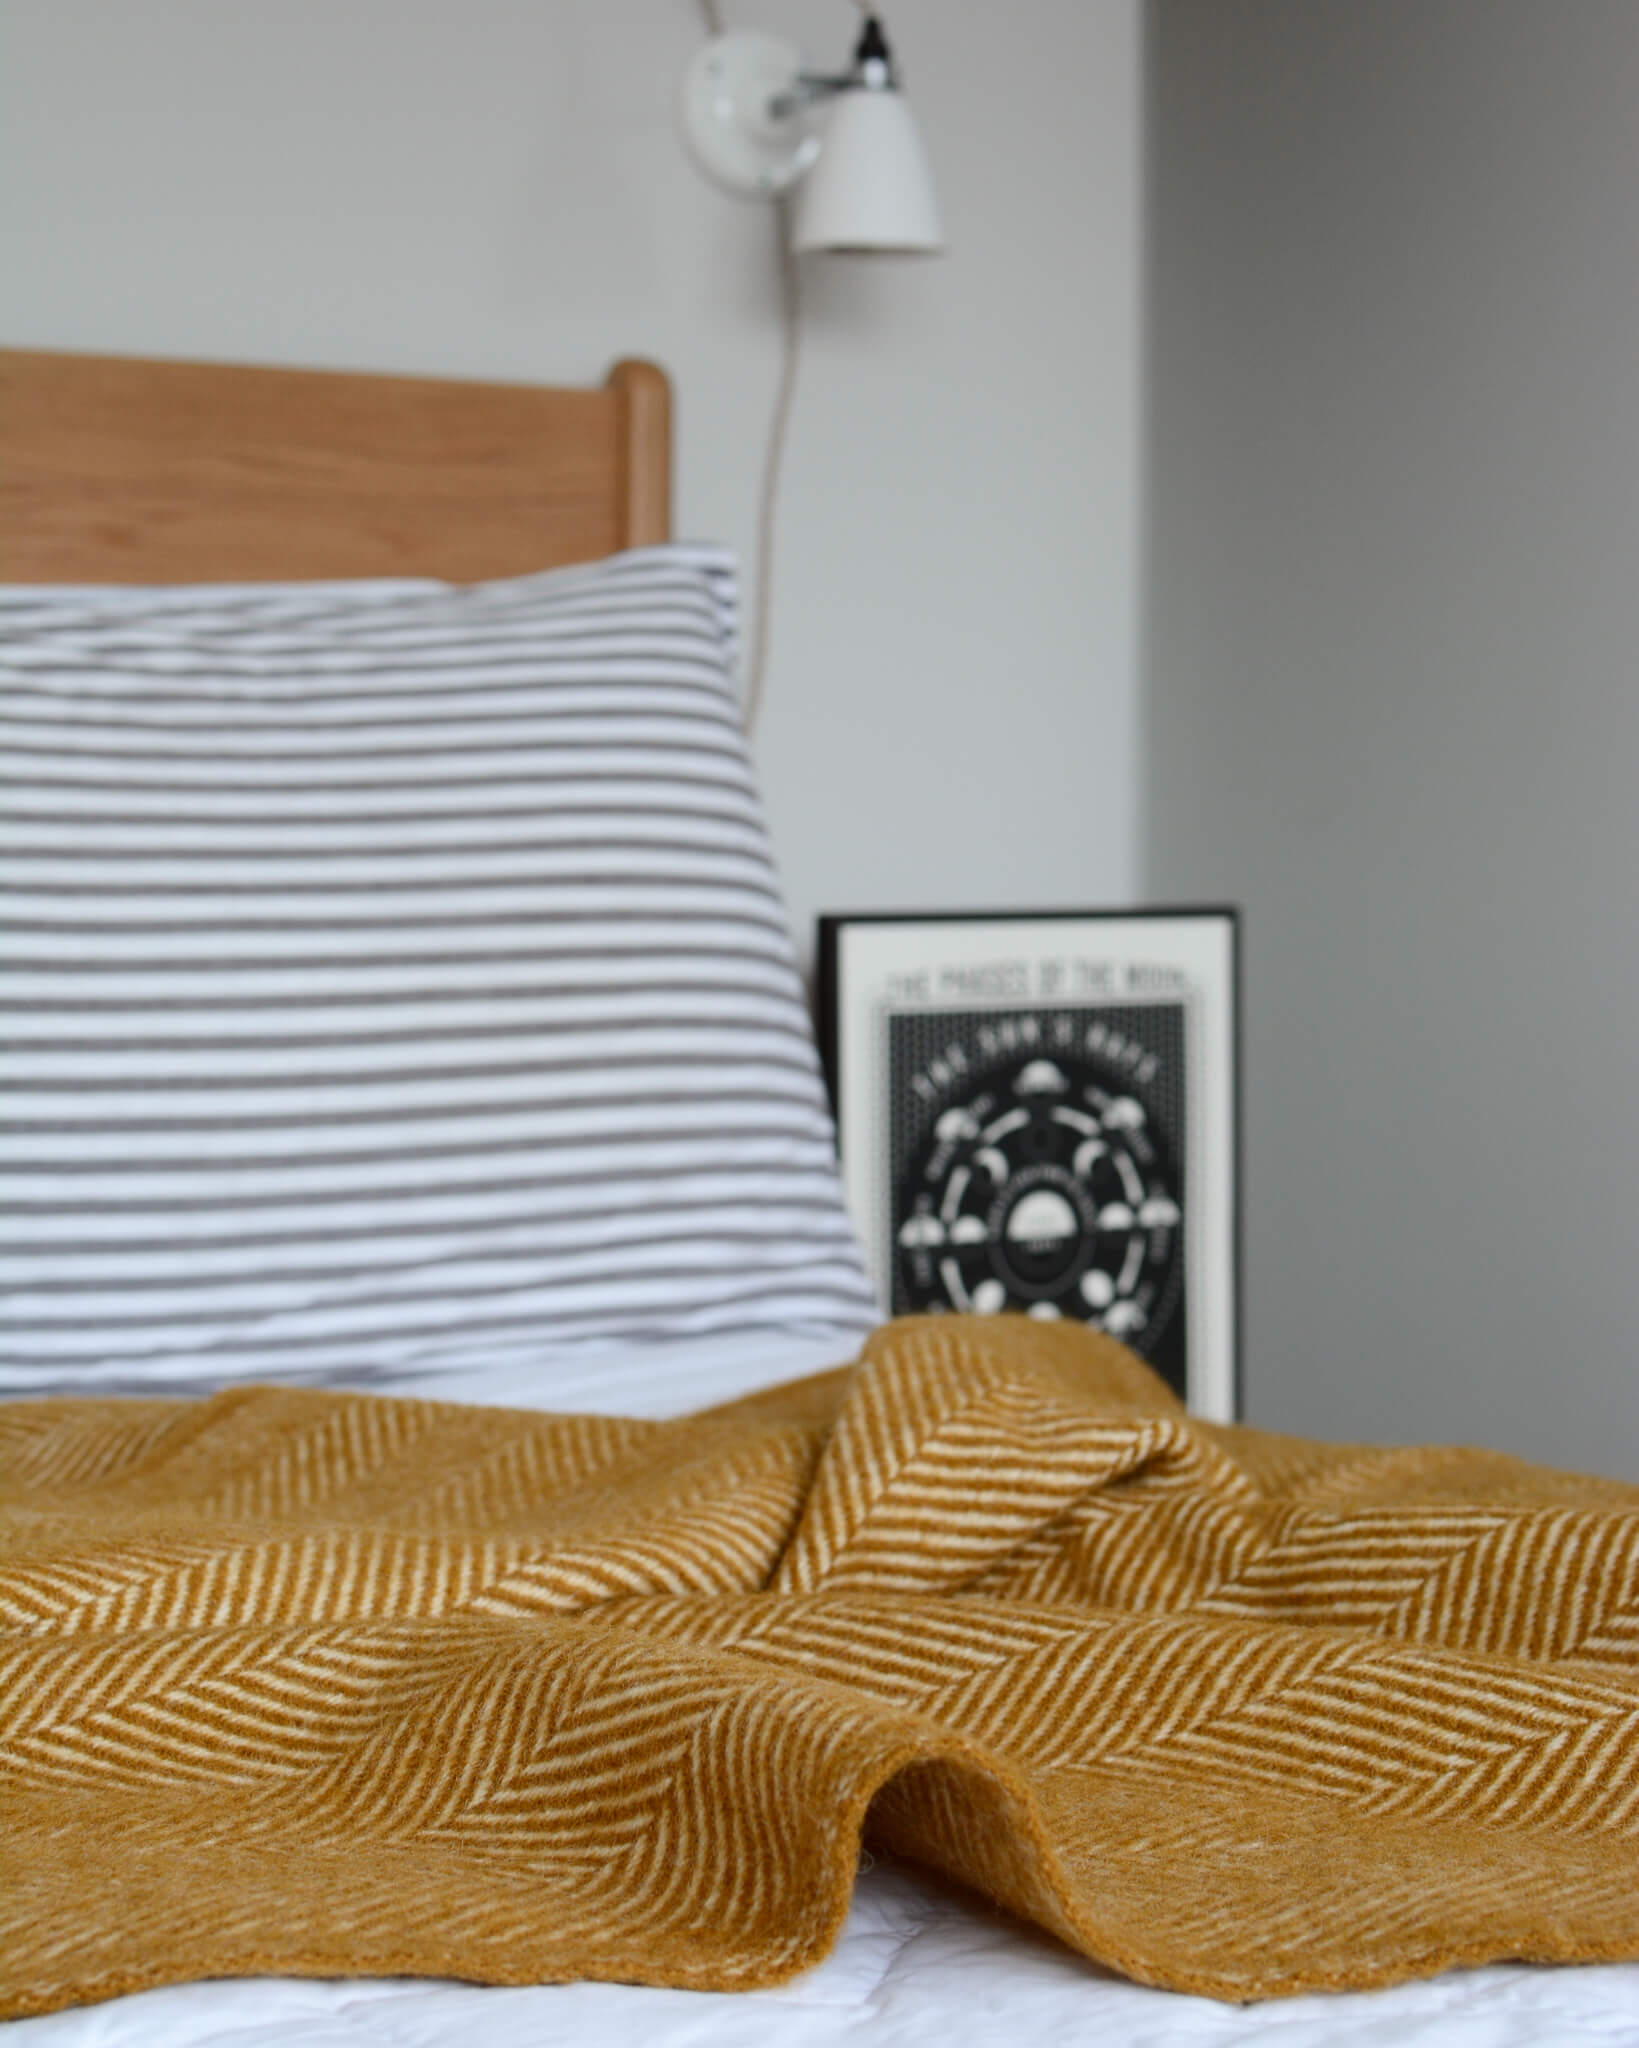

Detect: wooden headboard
[0, 349, 671, 584]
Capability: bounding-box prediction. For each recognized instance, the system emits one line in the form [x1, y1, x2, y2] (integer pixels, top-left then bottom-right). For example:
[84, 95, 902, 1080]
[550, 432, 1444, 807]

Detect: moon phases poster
[818, 912, 1240, 1421]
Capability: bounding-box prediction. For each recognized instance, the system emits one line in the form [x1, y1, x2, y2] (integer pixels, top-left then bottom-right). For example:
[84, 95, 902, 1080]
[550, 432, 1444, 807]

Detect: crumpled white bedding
[11, 1864, 1639, 2048]
[9, 1328, 1639, 2048]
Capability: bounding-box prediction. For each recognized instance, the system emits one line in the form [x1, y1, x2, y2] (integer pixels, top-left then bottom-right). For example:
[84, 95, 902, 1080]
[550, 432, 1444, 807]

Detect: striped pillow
[1, 546, 877, 1393]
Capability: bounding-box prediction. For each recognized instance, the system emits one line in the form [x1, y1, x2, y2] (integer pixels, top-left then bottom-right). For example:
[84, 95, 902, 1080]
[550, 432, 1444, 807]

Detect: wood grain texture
[0, 349, 672, 584]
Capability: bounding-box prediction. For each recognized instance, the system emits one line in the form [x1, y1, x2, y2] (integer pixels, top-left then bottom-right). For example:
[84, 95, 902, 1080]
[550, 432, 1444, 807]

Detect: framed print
[817, 909, 1241, 1421]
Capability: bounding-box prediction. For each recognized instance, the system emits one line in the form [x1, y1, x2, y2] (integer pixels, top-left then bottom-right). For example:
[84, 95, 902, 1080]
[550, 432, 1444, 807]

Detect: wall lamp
[680, 10, 943, 255]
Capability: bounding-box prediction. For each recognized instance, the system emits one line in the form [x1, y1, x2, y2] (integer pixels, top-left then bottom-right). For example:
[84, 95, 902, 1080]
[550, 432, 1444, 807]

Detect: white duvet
[9, 1329, 1639, 2048]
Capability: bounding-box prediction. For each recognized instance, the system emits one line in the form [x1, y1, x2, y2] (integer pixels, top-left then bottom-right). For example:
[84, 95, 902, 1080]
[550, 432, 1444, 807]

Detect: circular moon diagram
[894, 1049, 1183, 1347]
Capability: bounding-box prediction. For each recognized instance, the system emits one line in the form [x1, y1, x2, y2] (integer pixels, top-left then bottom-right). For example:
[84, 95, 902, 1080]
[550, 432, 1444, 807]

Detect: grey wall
[1145, 0, 1639, 1475]
[0, 0, 1143, 956]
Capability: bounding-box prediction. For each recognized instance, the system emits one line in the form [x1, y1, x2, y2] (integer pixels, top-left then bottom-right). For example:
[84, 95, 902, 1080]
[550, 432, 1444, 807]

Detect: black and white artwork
[818, 912, 1239, 1420]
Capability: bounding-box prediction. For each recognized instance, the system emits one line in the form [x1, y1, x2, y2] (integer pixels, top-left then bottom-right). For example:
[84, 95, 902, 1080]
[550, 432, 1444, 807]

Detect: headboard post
[608, 358, 672, 550]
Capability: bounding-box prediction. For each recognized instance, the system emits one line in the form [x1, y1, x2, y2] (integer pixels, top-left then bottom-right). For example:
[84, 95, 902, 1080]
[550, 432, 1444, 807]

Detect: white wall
[1145, 0, 1639, 1476]
[0, 0, 1143, 957]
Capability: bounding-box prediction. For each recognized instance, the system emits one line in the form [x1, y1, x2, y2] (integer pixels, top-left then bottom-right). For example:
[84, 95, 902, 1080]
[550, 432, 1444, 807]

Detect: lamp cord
[692, 0, 804, 739]
[743, 196, 801, 739]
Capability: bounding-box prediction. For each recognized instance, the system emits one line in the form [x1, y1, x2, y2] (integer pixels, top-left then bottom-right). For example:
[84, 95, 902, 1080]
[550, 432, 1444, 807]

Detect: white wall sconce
[679, 7, 943, 736]
[681, 10, 943, 255]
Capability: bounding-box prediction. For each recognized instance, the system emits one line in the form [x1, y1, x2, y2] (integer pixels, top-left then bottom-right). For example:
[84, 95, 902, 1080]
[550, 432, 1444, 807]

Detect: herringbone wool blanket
[4, 1318, 1638, 2018]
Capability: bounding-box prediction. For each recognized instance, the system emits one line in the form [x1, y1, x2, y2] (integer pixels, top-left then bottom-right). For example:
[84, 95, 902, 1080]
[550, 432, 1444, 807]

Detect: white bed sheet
[10, 1328, 1639, 2048]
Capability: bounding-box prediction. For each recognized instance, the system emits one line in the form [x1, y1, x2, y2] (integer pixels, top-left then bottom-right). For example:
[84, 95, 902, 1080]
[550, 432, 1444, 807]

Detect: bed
[3, 348, 1637, 2048]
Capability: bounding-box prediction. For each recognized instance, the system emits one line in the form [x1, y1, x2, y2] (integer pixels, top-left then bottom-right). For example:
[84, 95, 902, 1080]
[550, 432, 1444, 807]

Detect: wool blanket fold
[3, 1316, 1637, 2019]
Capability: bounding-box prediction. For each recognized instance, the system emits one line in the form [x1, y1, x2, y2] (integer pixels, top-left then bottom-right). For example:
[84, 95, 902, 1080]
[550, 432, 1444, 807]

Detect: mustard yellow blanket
[4, 1316, 1637, 2018]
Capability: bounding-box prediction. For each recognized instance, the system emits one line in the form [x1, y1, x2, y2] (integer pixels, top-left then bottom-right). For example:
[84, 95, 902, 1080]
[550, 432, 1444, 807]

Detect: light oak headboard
[0, 350, 671, 584]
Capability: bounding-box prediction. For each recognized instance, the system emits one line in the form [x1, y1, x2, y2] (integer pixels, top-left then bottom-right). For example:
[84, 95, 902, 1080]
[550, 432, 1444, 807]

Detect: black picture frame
[818, 908, 1242, 1421]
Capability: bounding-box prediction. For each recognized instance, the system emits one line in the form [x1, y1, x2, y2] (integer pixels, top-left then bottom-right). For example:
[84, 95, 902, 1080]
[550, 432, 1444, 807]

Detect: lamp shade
[790, 88, 943, 255]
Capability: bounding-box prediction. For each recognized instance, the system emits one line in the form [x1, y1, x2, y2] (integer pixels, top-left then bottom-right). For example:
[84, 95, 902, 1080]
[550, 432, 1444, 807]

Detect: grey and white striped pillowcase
[1, 546, 878, 1395]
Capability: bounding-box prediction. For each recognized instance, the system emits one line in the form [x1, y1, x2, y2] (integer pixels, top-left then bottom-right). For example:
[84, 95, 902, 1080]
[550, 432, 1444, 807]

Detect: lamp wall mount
[680, 30, 820, 199]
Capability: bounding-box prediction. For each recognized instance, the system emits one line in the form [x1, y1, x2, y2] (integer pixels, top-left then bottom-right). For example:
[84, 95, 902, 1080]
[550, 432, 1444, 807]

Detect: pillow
[1, 546, 878, 1393]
